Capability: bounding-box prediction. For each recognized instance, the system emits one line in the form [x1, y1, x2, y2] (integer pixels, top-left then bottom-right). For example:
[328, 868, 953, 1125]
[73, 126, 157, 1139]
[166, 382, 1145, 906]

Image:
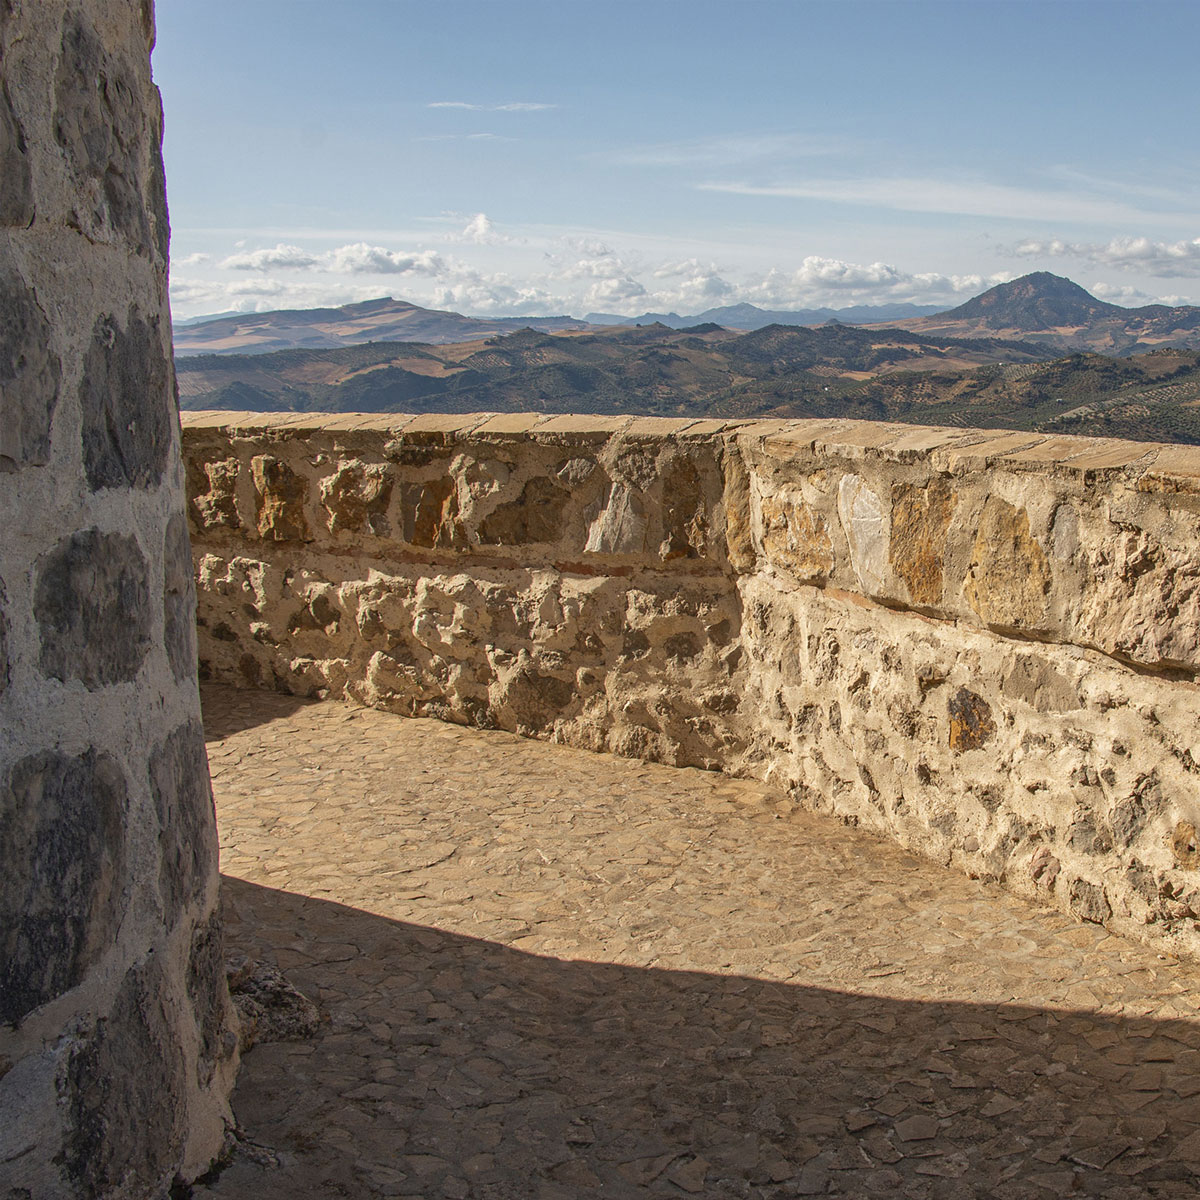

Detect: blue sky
[154, 0, 1200, 320]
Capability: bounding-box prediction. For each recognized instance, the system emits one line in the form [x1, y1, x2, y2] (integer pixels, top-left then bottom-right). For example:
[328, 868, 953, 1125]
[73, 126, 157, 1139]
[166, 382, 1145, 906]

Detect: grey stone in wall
[149, 720, 217, 928]
[35, 528, 151, 687]
[53, 10, 157, 256]
[80, 309, 172, 490]
[62, 957, 186, 1198]
[0, 79, 33, 227]
[0, 576, 8, 696]
[0, 749, 126, 1027]
[188, 912, 237, 1089]
[164, 512, 197, 681]
[0, 259, 61, 472]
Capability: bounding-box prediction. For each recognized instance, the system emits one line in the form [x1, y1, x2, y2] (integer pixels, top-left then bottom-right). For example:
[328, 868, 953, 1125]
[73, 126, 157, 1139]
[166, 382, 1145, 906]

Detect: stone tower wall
[185, 411, 1200, 960]
[1, 3, 235, 1194]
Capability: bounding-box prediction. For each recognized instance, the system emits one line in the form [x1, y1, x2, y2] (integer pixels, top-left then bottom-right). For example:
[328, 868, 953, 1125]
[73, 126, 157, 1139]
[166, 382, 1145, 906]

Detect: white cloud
[607, 132, 853, 168]
[416, 132, 512, 143]
[427, 101, 555, 111]
[1008, 235, 1200, 276]
[219, 242, 447, 277]
[174, 251, 211, 267]
[453, 213, 507, 245]
[699, 177, 1159, 225]
[221, 243, 319, 271]
[324, 244, 446, 276]
[742, 260, 1009, 310]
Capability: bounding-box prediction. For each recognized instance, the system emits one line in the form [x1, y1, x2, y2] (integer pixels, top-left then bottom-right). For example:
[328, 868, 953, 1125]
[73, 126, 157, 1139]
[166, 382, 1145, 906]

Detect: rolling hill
[172, 297, 595, 356]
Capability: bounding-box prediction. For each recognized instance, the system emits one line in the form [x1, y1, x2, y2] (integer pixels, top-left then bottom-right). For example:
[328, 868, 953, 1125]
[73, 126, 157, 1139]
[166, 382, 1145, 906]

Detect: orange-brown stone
[890, 478, 954, 606]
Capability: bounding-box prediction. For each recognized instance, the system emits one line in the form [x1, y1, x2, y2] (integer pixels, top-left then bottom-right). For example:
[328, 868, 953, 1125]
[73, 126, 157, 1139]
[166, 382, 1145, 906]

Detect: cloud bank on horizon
[154, 0, 1200, 321]
[168, 211, 1199, 321]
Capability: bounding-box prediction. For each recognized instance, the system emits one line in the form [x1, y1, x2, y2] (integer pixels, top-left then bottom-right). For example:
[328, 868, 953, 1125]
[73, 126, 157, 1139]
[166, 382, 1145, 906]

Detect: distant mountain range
[172, 296, 945, 357]
[174, 274, 1200, 359]
[583, 301, 944, 330]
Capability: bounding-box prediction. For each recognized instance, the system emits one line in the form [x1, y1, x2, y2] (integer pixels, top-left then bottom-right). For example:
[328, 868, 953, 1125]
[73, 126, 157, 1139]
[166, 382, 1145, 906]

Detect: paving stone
[201, 684, 1200, 1199]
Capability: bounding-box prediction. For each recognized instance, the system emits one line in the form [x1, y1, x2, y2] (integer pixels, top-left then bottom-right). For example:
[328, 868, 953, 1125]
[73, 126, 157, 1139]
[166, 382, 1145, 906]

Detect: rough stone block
[62, 958, 186, 1194]
[149, 721, 217, 929]
[0, 73, 33, 227]
[320, 460, 392, 535]
[585, 483, 648, 555]
[163, 513, 197, 681]
[403, 477, 467, 548]
[837, 474, 889, 595]
[480, 476, 568, 546]
[962, 497, 1050, 631]
[661, 456, 709, 561]
[35, 528, 151, 687]
[0, 259, 61, 471]
[759, 490, 833, 583]
[947, 688, 995, 753]
[252, 454, 310, 541]
[54, 11, 161, 257]
[188, 454, 241, 531]
[0, 749, 127, 1026]
[889, 479, 955, 606]
[80, 309, 172, 490]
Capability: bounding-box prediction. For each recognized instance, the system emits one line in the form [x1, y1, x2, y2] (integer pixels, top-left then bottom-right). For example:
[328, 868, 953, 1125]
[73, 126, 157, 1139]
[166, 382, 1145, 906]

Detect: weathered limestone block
[481, 476, 568, 546]
[721, 447, 756, 572]
[321, 459, 392, 535]
[963, 496, 1051, 631]
[758, 488, 834, 583]
[585, 482, 648, 555]
[253, 453, 311, 541]
[188, 454, 241, 531]
[660, 455, 708, 560]
[402, 476, 466, 548]
[1073, 523, 1200, 669]
[837, 474, 890, 595]
[890, 479, 954, 606]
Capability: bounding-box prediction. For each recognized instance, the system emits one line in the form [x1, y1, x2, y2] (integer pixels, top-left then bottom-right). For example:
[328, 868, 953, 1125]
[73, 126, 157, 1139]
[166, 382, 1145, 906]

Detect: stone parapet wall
[184, 410, 1200, 957]
[1, 4, 235, 1195]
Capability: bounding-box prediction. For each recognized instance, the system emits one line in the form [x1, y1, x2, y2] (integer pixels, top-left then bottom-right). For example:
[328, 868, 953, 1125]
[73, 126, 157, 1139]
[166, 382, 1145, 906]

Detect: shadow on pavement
[208, 875, 1200, 1200]
[200, 683, 316, 740]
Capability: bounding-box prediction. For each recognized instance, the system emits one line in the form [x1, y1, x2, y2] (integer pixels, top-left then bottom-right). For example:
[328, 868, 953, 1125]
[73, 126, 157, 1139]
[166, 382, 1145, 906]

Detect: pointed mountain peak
[942, 273, 1121, 330]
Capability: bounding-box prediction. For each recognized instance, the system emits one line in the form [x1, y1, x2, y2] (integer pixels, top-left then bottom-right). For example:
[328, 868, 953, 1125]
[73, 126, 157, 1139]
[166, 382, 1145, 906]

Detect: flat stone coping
[182, 410, 1200, 484]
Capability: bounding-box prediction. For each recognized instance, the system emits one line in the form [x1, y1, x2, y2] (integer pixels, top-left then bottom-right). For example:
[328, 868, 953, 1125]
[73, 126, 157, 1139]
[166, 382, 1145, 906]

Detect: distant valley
[175, 274, 1200, 445]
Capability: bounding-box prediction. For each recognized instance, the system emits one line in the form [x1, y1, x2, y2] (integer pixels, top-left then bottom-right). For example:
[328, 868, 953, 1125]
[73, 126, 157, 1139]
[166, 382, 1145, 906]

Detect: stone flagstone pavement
[196, 684, 1200, 1199]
